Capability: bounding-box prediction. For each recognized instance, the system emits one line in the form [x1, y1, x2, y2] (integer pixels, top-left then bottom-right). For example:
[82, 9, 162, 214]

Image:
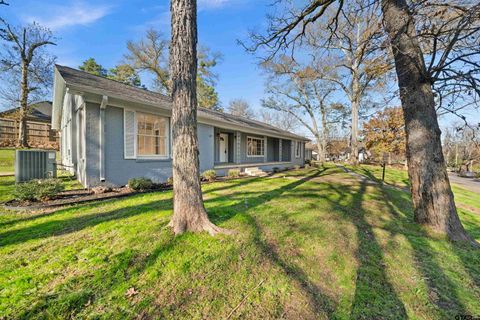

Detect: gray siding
[240, 132, 266, 164]
[82, 105, 215, 187]
[76, 103, 305, 187]
[85, 103, 100, 186]
[198, 123, 215, 172]
[267, 137, 279, 162]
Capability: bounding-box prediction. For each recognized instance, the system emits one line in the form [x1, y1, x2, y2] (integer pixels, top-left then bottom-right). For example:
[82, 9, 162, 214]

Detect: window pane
[136, 112, 169, 156]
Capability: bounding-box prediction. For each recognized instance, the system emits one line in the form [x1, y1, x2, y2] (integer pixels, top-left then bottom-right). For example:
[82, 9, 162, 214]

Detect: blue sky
[1, 0, 474, 134]
[2, 0, 270, 112]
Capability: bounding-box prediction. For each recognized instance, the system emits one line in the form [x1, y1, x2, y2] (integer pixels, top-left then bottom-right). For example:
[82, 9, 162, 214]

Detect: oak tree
[363, 107, 406, 163]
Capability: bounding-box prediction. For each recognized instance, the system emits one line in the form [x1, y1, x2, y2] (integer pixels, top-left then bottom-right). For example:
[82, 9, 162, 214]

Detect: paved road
[449, 173, 480, 194]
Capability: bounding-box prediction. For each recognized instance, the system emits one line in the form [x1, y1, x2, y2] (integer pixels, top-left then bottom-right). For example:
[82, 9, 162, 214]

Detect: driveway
[449, 173, 480, 194]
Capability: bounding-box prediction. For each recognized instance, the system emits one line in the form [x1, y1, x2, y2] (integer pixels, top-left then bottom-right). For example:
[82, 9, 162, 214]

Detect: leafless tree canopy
[227, 98, 256, 119]
[413, 1, 480, 122]
[0, 19, 56, 109]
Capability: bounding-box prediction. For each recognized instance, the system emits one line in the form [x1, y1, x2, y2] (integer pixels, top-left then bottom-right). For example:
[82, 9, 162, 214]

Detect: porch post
[279, 139, 282, 162]
[264, 136, 267, 162]
[235, 131, 241, 164]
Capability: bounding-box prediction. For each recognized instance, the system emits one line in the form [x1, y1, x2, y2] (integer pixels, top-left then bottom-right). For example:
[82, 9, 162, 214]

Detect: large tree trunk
[350, 77, 360, 166]
[320, 104, 328, 162]
[169, 0, 226, 235]
[18, 61, 29, 148]
[381, 0, 475, 244]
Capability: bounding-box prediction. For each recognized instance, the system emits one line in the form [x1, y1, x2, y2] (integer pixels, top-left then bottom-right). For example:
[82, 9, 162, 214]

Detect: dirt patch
[457, 203, 480, 216]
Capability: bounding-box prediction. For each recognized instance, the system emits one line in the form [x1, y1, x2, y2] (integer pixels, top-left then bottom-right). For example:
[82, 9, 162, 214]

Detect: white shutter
[124, 109, 136, 159]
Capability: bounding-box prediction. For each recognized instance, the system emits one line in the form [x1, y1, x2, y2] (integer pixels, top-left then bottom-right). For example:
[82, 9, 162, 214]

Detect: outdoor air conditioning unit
[15, 150, 57, 183]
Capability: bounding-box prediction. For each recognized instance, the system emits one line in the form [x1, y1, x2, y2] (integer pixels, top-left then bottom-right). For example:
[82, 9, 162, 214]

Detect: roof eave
[51, 67, 66, 130]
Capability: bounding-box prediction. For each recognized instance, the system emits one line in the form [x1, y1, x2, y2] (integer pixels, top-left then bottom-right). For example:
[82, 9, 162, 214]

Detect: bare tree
[307, 1, 390, 165]
[414, 1, 480, 122]
[125, 29, 170, 93]
[259, 109, 299, 132]
[168, 0, 228, 235]
[227, 98, 256, 119]
[262, 56, 340, 162]
[244, 0, 478, 244]
[0, 19, 56, 147]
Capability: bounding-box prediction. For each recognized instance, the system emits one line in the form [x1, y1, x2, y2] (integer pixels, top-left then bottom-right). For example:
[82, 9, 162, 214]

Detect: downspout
[99, 95, 108, 182]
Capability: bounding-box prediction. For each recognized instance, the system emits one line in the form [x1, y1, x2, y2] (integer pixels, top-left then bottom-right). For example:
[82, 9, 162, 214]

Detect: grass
[0, 148, 61, 174]
[0, 164, 479, 319]
[0, 148, 16, 173]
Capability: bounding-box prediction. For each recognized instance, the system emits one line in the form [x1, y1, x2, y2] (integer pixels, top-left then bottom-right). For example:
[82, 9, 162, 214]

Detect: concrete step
[245, 167, 268, 177]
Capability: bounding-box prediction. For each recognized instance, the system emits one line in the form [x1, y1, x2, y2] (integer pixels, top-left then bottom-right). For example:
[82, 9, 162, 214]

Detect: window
[295, 141, 301, 158]
[247, 136, 264, 157]
[136, 112, 169, 157]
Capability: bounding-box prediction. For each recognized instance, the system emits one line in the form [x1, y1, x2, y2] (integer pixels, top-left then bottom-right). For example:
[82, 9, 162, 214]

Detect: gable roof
[0, 101, 52, 122]
[53, 65, 308, 141]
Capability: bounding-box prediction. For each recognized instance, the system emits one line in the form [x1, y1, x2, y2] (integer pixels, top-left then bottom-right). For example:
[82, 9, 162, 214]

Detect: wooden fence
[0, 117, 59, 149]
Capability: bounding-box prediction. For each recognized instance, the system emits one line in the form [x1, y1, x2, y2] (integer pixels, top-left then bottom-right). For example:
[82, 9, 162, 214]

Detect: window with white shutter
[124, 110, 136, 159]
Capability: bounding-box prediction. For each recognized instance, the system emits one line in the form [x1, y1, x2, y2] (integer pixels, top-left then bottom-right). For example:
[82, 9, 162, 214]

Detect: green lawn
[0, 148, 15, 173]
[0, 165, 479, 319]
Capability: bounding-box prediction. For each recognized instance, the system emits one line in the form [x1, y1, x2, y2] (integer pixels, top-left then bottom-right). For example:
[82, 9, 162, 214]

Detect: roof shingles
[56, 65, 308, 140]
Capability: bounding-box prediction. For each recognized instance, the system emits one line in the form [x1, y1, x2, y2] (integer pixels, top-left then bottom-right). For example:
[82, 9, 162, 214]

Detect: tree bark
[319, 103, 328, 162]
[169, 0, 228, 235]
[18, 60, 29, 148]
[350, 80, 360, 166]
[381, 0, 475, 244]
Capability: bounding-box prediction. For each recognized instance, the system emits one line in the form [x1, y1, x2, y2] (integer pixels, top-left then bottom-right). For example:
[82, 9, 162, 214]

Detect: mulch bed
[3, 186, 172, 211]
[2, 172, 281, 212]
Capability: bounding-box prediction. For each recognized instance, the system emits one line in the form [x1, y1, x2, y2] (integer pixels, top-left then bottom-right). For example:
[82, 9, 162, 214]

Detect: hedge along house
[51, 65, 309, 187]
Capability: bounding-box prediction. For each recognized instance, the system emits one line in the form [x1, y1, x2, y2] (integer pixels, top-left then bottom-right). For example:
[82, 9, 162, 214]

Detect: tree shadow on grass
[234, 168, 338, 317]
[345, 180, 408, 319]
[0, 196, 174, 248]
[14, 168, 331, 319]
[380, 186, 472, 317]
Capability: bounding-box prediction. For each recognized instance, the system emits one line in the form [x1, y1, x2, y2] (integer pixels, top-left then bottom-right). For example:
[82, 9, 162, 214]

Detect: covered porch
[213, 127, 294, 168]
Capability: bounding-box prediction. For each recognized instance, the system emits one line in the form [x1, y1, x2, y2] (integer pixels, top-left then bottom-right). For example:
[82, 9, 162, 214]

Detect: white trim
[136, 111, 170, 158]
[99, 95, 108, 181]
[246, 135, 265, 157]
[214, 161, 292, 169]
[295, 140, 301, 158]
[123, 109, 137, 159]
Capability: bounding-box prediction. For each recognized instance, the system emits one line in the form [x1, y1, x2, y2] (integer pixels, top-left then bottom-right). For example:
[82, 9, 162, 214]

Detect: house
[51, 65, 309, 187]
[0, 101, 59, 149]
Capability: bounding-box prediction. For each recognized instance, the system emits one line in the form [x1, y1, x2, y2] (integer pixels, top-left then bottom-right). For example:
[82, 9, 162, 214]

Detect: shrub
[294, 165, 301, 170]
[272, 167, 280, 173]
[228, 169, 240, 178]
[305, 164, 311, 169]
[166, 176, 174, 185]
[202, 170, 217, 182]
[128, 177, 154, 191]
[14, 179, 65, 202]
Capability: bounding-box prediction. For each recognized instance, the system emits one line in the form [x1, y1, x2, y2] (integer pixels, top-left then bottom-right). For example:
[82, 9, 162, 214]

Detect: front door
[219, 133, 228, 162]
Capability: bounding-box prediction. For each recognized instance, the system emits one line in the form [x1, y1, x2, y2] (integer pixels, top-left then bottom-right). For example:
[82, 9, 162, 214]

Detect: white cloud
[24, 1, 112, 30]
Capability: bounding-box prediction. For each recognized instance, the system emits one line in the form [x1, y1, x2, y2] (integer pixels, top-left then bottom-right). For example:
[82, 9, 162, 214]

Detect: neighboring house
[305, 142, 315, 161]
[0, 101, 59, 149]
[51, 65, 309, 187]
